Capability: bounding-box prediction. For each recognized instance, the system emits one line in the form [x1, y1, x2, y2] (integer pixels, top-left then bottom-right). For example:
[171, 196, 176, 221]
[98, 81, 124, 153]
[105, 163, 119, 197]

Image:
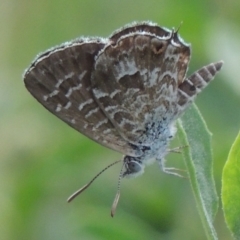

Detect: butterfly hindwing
[91, 25, 190, 145]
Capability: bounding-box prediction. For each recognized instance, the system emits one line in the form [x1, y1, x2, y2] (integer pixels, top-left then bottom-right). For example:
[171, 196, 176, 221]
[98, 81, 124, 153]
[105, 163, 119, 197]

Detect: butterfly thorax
[123, 121, 176, 178]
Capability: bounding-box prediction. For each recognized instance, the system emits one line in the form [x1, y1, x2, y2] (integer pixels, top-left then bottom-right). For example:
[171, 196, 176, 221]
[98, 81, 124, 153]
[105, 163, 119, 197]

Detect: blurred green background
[1, 0, 240, 239]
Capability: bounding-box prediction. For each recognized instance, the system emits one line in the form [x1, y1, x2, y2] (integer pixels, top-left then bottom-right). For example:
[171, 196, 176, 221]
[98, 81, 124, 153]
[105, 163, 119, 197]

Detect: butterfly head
[122, 156, 145, 178]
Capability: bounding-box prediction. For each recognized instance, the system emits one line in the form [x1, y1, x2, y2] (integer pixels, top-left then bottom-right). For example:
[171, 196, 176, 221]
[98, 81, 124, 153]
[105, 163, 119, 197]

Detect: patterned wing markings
[109, 21, 171, 43]
[110, 22, 190, 85]
[24, 40, 139, 156]
[92, 31, 190, 145]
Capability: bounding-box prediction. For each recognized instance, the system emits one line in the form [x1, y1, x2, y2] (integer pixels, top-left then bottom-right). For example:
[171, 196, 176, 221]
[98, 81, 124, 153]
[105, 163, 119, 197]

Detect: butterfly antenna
[67, 159, 122, 202]
[111, 161, 125, 217]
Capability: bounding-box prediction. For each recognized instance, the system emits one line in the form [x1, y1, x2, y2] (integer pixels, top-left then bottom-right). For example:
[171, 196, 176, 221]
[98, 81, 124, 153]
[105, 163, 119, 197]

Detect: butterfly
[23, 21, 223, 216]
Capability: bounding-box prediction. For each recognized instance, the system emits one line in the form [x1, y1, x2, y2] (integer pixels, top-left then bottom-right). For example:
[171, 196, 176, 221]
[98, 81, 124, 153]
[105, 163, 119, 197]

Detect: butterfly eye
[123, 159, 144, 178]
[128, 161, 142, 172]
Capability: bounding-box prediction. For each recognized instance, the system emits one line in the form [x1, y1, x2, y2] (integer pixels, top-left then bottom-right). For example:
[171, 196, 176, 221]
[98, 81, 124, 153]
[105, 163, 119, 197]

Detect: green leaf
[222, 131, 240, 239]
[177, 104, 219, 240]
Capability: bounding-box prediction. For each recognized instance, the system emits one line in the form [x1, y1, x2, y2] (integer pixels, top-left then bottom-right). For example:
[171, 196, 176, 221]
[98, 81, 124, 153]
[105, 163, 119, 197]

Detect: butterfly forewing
[24, 39, 138, 156]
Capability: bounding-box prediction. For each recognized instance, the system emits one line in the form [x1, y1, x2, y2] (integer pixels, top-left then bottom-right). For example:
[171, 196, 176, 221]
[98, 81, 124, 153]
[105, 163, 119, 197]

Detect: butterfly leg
[157, 158, 186, 178]
[167, 145, 188, 154]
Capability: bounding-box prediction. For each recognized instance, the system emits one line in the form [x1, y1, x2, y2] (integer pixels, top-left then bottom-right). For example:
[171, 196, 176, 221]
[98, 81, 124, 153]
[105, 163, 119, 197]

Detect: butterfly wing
[24, 39, 139, 156]
[109, 21, 170, 42]
[91, 25, 190, 145]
